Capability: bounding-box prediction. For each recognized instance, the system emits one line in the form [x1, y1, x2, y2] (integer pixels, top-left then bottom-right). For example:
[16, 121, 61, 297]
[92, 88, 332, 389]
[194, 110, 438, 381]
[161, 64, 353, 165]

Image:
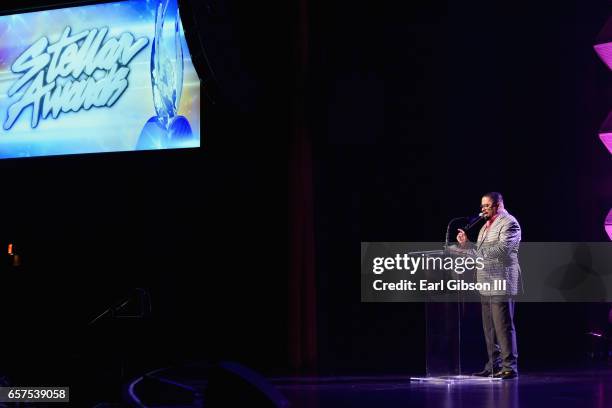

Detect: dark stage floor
[273, 369, 612, 408]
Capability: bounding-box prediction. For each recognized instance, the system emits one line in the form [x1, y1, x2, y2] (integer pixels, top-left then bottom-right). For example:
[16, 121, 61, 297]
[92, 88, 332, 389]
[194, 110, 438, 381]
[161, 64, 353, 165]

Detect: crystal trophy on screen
[137, 0, 194, 149]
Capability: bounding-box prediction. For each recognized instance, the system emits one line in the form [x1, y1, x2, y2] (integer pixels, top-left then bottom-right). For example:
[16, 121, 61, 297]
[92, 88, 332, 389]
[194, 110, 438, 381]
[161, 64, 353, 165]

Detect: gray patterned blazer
[453, 209, 521, 296]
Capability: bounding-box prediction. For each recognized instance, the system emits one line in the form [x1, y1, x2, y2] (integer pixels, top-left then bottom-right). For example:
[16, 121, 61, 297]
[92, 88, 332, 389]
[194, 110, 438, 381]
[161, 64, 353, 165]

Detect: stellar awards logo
[4, 26, 149, 130]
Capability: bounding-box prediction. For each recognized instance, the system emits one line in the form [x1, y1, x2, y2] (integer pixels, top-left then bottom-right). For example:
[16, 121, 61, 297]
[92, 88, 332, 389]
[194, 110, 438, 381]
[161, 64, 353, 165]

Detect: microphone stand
[445, 214, 484, 251]
[462, 215, 483, 232]
[88, 288, 152, 325]
[445, 217, 468, 252]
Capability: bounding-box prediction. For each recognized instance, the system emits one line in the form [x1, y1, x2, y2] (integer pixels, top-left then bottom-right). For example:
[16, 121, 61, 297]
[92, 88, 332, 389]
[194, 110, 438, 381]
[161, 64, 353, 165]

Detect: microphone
[445, 213, 484, 251]
[445, 216, 469, 251]
[462, 212, 484, 231]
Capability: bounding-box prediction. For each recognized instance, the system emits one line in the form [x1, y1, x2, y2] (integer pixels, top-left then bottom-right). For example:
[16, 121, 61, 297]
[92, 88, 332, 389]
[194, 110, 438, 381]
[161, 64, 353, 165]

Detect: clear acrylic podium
[410, 302, 501, 384]
[408, 250, 501, 384]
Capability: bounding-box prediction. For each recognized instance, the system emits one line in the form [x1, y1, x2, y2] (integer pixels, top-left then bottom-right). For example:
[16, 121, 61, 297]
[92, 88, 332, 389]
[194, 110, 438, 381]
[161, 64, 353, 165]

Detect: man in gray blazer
[454, 192, 521, 379]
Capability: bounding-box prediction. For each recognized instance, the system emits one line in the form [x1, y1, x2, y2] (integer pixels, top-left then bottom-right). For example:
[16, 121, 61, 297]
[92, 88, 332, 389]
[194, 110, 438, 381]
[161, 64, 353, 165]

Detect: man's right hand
[456, 228, 469, 246]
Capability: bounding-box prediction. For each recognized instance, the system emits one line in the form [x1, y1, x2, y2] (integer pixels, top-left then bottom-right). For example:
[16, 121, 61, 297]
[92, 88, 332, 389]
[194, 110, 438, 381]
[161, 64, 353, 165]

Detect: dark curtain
[288, 0, 317, 371]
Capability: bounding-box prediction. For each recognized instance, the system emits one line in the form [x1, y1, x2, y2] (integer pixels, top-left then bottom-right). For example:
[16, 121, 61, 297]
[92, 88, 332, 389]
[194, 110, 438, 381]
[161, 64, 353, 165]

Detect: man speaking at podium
[453, 192, 521, 380]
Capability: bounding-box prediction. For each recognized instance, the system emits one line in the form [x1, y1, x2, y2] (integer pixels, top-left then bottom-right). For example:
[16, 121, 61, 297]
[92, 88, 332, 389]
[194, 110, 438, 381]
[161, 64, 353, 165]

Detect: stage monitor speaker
[206, 361, 290, 408]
